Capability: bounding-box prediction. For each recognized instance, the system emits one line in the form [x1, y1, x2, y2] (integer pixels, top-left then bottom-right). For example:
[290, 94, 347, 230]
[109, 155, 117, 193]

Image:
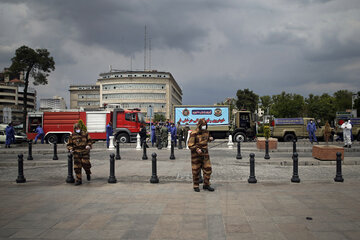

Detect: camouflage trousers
[73, 153, 91, 181]
[191, 154, 212, 188]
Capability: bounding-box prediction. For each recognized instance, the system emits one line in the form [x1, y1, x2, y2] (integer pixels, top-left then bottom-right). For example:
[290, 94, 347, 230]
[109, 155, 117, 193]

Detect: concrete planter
[256, 137, 278, 150]
[312, 145, 344, 161]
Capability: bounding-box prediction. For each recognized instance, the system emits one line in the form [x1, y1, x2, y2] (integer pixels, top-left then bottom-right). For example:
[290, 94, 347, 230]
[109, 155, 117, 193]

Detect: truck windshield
[138, 113, 145, 123]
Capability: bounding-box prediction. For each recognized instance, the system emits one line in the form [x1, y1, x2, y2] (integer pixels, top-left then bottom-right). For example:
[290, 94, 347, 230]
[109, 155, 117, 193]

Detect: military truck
[173, 105, 256, 142]
[271, 117, 334, 142]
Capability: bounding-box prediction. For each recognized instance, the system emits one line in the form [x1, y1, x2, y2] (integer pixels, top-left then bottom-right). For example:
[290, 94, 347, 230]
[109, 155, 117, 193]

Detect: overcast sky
[1, 0, 360, 106]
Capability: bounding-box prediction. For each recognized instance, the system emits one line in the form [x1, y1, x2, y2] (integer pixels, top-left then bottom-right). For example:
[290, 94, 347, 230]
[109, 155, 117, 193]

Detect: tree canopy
[270, 92, 305, 118]
[9, 45, 55, 131]
[235, 88, 259, 113]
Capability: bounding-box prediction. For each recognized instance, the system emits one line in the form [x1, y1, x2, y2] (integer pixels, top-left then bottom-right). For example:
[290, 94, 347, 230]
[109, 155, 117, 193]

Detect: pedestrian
[183, 123, 190, 147]
[34, 125, 45, 144]
[176, 121, 183, 147]
[170, 122, 177, 146]
[151, 122, 156, 147]
[5, 122, 15, 148]
[161, 123, 168, 148]
[106, 121, 113, 148]
[307, 119, 318, 144]
[341, 119, 352, 148]
[139, 123, 148, 147]
[188, 118, 214, 192]
[67, 123, 93, 185]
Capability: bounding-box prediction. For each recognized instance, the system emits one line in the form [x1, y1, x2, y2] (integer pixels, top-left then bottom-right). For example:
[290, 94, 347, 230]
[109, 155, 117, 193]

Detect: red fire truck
[26, 108, 144, 144]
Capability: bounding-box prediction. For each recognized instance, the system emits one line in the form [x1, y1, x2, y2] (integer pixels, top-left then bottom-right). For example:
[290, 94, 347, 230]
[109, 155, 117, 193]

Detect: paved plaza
[0, 140, 359, 239]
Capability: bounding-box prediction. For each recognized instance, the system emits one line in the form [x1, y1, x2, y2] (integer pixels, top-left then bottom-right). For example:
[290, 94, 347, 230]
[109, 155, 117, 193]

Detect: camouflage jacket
[67, 131, 93, 154]
[188, 129, 210, 154]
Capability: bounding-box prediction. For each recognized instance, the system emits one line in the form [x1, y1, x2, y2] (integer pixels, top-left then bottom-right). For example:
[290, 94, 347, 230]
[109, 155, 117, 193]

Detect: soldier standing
[188, 118, 214, 192]
[67, 123, 93, 185]
[183, 123, 190, 147]
[307, 120, 318, 144]
[155, 122, 161, 148]
[161, 123, 169, 148]
[176, 122, 183, 148]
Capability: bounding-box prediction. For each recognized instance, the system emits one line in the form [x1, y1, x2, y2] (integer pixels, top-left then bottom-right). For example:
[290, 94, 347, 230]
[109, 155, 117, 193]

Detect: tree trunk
[22, 69, 31, 133]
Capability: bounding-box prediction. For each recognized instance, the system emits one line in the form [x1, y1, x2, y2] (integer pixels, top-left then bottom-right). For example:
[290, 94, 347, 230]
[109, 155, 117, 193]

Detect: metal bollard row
[27, 140, 33, 160]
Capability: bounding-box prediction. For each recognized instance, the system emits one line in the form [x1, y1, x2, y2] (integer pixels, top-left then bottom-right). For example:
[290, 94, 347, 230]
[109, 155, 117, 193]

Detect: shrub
[263, 125, 271, 139]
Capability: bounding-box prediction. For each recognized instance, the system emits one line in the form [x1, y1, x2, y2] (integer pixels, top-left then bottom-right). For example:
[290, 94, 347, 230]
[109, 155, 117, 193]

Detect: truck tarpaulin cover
[275, 118, 304, 125]
[175, 107, 229, 125]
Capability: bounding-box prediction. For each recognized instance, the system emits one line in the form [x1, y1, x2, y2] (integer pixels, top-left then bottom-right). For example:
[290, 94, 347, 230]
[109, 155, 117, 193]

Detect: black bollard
[16, 154, 26, 183]
[142, 140, 148, 160]
[264, 139, 270, 160]
[115, 140, 121, 160]
[66, 153, 75, 183]
[27, 140, 33, 160]
[150, 153, 159, 183]
[334, 152, 344, 182]
[52, 143, 58, 160]
[236, 141, 242, 159]
[291, 152, 300, 183]
[170, 141, 176, 160]
[248, 153, 257, 183]
[293, 139, 297, 154]
[178, 137, 183, 149]
[108, 153, 117, 183]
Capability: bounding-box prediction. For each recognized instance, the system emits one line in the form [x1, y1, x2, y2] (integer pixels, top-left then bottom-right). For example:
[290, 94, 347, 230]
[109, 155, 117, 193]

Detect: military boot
[193, 187, 200, 192]
[203, 185, 215, 191]
[75, 180, 82, 186]
[87, 174, 91, 181]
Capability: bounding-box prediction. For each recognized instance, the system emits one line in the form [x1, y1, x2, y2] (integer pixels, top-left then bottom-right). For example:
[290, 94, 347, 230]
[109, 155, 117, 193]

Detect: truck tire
[61, 134, 70, 144]
[234, 132, 246, 142]
[116, 133, 129, 143]
[47, 134, 58, 144]
[284, 133, 295, 142]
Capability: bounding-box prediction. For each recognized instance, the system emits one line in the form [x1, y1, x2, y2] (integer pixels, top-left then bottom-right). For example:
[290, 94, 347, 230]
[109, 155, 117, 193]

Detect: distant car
[0, 130, 28, 144]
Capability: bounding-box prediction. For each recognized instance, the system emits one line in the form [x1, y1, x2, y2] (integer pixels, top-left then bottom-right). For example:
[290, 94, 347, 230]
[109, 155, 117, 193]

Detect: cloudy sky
[1, 0, 360, 106]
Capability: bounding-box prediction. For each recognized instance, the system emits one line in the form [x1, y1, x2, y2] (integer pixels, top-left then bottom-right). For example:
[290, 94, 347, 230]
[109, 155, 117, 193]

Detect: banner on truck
[175, 107, 229, 125]
[275, 118, 304, 125]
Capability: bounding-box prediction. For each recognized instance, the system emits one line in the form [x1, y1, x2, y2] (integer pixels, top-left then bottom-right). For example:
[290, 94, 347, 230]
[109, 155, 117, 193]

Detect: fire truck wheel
[117, 133, 129, 143]
[234, 132, 246, 142]
[47, 134, 58, 144]
[61, 134, 70, 144]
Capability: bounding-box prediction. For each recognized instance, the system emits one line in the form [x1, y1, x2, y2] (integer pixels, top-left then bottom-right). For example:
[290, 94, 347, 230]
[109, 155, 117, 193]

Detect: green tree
[9, 46, 55, 131]
[271, 91, 305, 118]
[333, 90, 352, 111]
[235, 88, 259, 113]
[259, 95, 272, 115]
[354, 91, 360, 116]
[305, 93, 336, 124]
[154, 113, 166, 122]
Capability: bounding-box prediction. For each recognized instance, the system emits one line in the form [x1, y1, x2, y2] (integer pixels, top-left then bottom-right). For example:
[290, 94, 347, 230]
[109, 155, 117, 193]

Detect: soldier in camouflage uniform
[67, 123, 93, 185]
[183, 123, 190, 147]
[188, 118, 214, 192]
[161, 124, 169, 148]
[155, 122, 161, 149]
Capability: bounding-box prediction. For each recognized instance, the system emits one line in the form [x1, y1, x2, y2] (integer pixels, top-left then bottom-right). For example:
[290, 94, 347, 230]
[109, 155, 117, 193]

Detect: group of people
[307, 119, 353, 148]
[150, 121, 191, 149]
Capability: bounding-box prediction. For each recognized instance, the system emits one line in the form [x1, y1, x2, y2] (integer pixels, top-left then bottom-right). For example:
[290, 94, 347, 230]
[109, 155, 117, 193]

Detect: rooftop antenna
[144, 25, 147, 71]
[149, 37, 151, 70]
[109, 65, 112, 72]
[130, 55, 133, 71]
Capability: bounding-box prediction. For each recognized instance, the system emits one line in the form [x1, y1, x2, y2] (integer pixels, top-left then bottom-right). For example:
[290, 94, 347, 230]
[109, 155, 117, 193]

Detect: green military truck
[271, 117, 334, 142]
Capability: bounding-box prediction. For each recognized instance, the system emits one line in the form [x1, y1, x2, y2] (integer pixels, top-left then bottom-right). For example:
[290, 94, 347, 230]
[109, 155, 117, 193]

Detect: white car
[0, 130, 27, 143]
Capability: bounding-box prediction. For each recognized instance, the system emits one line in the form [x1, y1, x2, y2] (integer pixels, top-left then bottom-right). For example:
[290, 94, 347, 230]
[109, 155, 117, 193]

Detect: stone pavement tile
[77, 213, 112, 230]
[65, 229, 103, 239]
[305, 222, 334, 232]
[248, 215, 274, 223]
[226, 232, 257, 240]
[7, 228, 47, 239]
[37, 229, 72, 239]
[249, 222, 280, 232]
[315, 214, 349, 223]
[98, 230, 128, 239]
[277, 223, 308, 233]
[223, 216, 248, 225]
[267, 208, 292, 216]
[310, 231, 349, 240]
[225, 223, 252, 233]
[2, 219, 58, 229]
[272, 216, 302, 224]
[120, 228, 154, 240]
[282, 231, 317, 240]
[329, 222, 360, 231]
[51, 214, 92, 230]
[0, 228, 18, 238]
[207, 215, 226, 240]
[177, 229, 207, 240]
[244, 208, 270, 217]
[254, 231, 287, 240]
[343, 231, 360, 240]
[148, 227, 180, 240]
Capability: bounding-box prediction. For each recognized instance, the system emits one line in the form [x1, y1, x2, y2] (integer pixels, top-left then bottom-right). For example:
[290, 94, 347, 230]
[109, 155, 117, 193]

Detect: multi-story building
[69, 70, 182, 120]
[0, 69, 37, 124]
[40, 96, 67, 111]
[69, 85, 100, 110]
